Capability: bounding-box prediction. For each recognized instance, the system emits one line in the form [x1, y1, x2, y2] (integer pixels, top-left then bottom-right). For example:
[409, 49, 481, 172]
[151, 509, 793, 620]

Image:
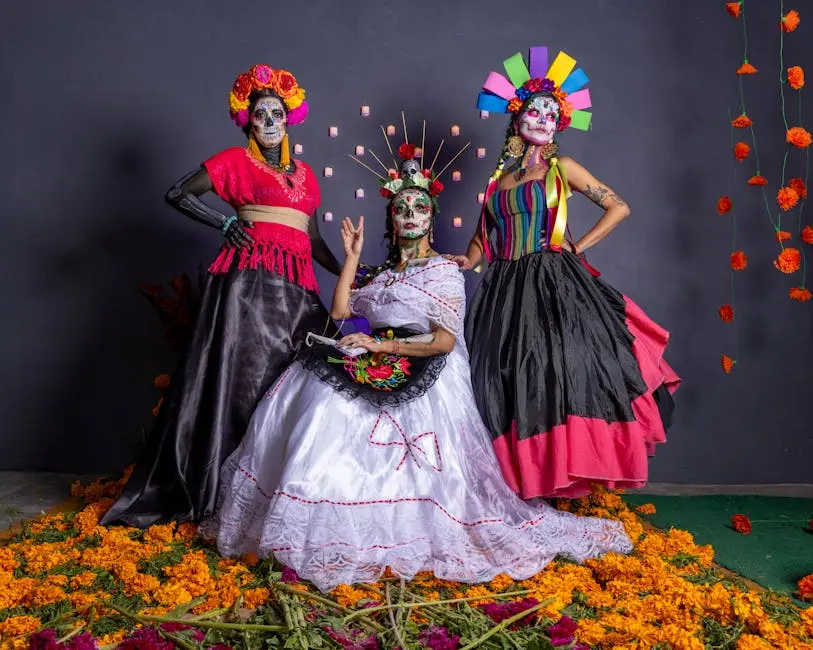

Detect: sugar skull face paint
[518, 94, 560, 145]
[391, 188, 433, 240]
[250, 96, 287, 147]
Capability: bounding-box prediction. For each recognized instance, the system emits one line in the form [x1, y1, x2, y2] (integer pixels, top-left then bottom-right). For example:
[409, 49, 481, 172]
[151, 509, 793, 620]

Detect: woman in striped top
[448, 48, 680, 501]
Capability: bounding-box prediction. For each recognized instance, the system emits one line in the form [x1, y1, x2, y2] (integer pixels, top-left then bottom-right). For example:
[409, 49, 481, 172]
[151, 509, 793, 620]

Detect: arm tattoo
[583, 183, 627, 209]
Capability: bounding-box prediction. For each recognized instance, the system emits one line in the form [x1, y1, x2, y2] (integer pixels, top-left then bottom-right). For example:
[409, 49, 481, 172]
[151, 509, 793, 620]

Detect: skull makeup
[517, 94, 560, 145]
[391, 188, 433, 240]
[250, 96, 287, 148]
[400, 159, 422, 180]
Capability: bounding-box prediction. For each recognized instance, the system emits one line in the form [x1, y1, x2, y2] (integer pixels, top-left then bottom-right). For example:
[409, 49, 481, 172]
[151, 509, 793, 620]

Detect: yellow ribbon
[545, 157, 571, 249]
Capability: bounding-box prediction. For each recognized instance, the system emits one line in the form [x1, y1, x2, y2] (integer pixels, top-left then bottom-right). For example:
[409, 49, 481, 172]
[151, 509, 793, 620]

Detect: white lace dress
[201, 258, 632, 592]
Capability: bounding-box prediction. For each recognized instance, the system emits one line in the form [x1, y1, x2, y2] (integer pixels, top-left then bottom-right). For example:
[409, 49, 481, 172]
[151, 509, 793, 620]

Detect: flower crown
[477, 45, 593, 132]
[348, 114, 470, 211]
[228, 64, 308, 128]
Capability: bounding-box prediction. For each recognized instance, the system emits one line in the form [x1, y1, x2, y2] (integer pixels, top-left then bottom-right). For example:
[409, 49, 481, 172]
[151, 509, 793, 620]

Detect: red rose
[367, 364, 394, 380]
[421, 169, 432, 178]
[524, 78, 543, 93]
[231, 73, 254, 101]
[380, 187, 394, 198]
[275, 70, 299, 99]
[396, 357, 411, 373]
[429, 179, 444, 196]
[717, 196, 732, 214]
[388, 169, 400, 179]
[731, 513, 752, 534]
[398, 143, 417, 160]
[557, 114, 571, 131]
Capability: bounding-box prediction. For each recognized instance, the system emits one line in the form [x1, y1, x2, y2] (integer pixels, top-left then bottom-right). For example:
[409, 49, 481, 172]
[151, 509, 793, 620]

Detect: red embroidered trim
[368, 410, 442, 472]
[235, 466, 549, 530]
[242, 149, 309, 204]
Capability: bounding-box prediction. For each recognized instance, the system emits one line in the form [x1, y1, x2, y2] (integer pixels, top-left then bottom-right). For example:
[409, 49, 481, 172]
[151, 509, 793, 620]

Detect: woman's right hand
[224, 219, 255, 248]
[341, 216, 364, 258]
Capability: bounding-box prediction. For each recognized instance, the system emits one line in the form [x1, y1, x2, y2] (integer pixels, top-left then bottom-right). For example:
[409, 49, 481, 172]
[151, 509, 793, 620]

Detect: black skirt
[464, 250, 679, 499]
[101, 264, 337, 528]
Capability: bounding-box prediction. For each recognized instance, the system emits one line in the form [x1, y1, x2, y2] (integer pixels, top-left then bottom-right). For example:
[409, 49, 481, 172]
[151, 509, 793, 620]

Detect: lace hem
[202, 462, 633, 593]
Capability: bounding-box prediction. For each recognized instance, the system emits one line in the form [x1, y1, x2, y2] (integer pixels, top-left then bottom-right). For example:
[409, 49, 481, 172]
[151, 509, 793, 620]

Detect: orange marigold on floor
[732, 514, 752, 534]
[717, 196, 732, 214]
[780, 9, 800, 33]
[731, 114, 752, 128]
[788, 65, 805, 90]
[747, 175, 768, 186]
[787, 127, 812, 148]
[736, 62, 758, 75]
[730, 250, 747, 270]
[790, 287, 813, 302]
[734, 142, 750, 160]
[718, 305, 734, 322]
[774, 248, 801, 274]
[789, 177, 808, 199]
[635, 503, 656, 515]
[797, 574, 813, 601]
[777, 187, 800, 211]
[721, 355, 735, 373]
[775, 230, 792, 242]
[0, 616, 41, 637]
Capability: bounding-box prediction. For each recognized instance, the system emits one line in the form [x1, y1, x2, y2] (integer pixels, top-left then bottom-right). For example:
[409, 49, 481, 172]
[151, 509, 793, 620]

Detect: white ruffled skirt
[201, 349, 632, 593]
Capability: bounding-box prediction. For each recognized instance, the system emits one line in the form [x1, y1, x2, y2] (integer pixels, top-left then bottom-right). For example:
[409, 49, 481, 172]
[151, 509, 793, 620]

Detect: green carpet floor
[623, 494, 813, 596]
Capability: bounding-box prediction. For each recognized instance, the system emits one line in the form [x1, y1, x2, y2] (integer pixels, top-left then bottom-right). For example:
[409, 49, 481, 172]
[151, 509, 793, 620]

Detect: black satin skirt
[464, 250, 678, 499]
[102, 265, 337, 528]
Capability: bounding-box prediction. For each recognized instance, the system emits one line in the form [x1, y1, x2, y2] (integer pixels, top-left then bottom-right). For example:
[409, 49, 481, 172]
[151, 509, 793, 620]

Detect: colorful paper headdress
[348, 113, 470, 211]
[476, 46, 592, 132]
[228, 64, 308, 128]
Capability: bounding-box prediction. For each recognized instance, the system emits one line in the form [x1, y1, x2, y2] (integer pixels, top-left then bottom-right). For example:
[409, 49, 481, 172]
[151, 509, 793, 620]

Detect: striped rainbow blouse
[485, 179, 548, 260]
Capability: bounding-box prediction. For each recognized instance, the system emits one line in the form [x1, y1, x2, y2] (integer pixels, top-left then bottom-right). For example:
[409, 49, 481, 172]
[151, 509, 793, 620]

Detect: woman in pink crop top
[102, 65, 341, 528]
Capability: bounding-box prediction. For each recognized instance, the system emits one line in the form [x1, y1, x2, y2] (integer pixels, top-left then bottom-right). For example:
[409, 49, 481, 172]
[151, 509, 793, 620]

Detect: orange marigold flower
[718, 305, 734, 322]
[747, 175, 768, 186]
[802, 225, 813, 244]
[726, 2, 741, 18]
[717, 196, 732, 214]
[731, 250, 748, 270]
[789, 287, 812, 302]
[736, 61, 758, 75]
[775, 230, 792, 242]
[721, 355, 735, 373]
[787, 127, 813, 148]
[774, 248, 801, 273]
[789, 177, 808, 199]
[732, 513, 752, 534]
[799, 574, 813, 601]
[731, 114, 752, 128]
[635, 503, 657, 515]
[241, 552, 260, 567]
[788, 65, 805, 89]
[734, 142, 750, 161]
[777, 187, 800, 211]
[780, 9, 800, 33]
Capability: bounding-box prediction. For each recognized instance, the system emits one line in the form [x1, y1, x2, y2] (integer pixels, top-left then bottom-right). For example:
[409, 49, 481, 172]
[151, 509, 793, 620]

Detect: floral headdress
[475, 46, 593, 268]
[348, 113, 470, 212]
[476, 46, 592, 132]
[228, 64, 308, 128]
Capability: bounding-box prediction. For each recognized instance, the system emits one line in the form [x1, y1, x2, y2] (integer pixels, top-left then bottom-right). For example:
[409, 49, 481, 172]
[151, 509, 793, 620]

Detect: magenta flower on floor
[280, 566, 300, 583]
[547, 615, 577, 646]
[479, 597, 540, 628]
[416, 625, 460, 650]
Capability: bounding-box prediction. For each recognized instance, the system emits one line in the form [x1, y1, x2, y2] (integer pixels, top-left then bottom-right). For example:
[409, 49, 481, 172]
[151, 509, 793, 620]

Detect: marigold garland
[719, 304, 735, 322]
[789, 286, 812, 301]
[777, 186, 800, 211]
[780, 9, 800, 33]
[730, 251, 748, 270]
[789, 177, 808, 199]
[726, 2, 742, 18]
[773, 248, 802, 273]
[731, 114, 753, 128]
[787, 127, 812, 149]
[734, 142, 750, 160]
[736, 62, 758, 75]
[747, 175, 768, 186]
[775, 230, 791, 242]
[802, 225, 813, 244]
[787, 66, 805, 90]
[717, 196, 733, 214]
[721, 354, 736, 373]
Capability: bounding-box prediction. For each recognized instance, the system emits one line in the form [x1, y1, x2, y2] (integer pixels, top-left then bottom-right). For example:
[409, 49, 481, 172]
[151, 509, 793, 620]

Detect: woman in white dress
[201, 141, 632, 593]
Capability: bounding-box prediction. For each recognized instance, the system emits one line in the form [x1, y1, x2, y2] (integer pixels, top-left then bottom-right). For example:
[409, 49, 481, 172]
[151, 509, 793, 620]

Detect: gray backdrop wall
[1, 1, 811, 482]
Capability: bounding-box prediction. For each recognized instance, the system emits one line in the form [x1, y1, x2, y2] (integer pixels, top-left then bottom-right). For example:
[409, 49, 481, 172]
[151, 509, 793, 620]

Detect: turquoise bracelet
[221, 215, 237, 234]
